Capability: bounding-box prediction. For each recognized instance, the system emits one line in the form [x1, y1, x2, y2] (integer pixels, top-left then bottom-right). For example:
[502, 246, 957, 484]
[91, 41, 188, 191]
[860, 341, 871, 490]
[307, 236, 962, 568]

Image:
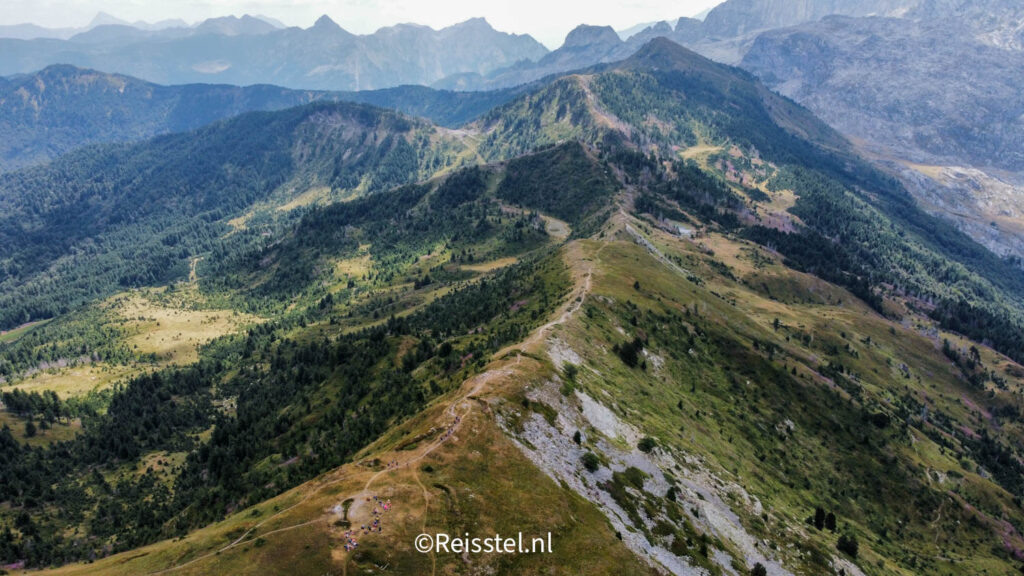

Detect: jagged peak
[646, 21, 674, 34]
[674, 16, 705, 34]
[88, 11, 128, 28]
[447, 17, 493, 31]
[312, 14, 343, 32]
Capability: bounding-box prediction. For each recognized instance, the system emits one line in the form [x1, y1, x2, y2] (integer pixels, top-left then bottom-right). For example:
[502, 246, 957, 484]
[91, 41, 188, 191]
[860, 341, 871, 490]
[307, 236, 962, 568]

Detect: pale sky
[0, 0, 725, 48]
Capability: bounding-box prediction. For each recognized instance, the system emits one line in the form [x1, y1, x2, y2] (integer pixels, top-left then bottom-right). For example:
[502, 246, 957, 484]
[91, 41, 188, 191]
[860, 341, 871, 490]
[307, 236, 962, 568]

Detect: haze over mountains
[738, 0, 1024, 259]
[3, 0, 1022, 259]
[0, 15, 547, 91]
[2, 2, 1024, 575]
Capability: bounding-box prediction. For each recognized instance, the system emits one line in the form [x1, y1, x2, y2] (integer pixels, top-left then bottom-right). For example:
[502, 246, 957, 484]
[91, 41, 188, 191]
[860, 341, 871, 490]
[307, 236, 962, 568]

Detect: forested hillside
[2, 36, 1024, 576]
[0, 101, 469, 330]
[0, 65, 326, 171]
[0, 65, 525, 172]
[477, 38, 1024, 364]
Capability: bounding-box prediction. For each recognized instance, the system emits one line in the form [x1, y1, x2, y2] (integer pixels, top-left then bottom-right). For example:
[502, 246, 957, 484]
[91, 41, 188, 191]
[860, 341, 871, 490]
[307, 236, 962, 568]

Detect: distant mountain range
[1, 0, 1022, 260]
[0, 65, 324, 171]
[0, 11, 273, 41]
[0, 15, 547, 91]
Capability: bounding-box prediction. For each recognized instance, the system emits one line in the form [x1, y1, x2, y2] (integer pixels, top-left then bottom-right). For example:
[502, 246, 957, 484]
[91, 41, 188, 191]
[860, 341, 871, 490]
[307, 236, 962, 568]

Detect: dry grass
[111, 292, 258, 365]
[8, 364, 136, 398]
[276, 186, 331, 213]
[680, 144, 723, 160]
[901, 161, 948, 180]
[0, 411, 82, 447]
[332, 246, 373, 280]
[34, 352, 648, 576]
[461, 256, 519, 273]
[540, 214, 571, 240]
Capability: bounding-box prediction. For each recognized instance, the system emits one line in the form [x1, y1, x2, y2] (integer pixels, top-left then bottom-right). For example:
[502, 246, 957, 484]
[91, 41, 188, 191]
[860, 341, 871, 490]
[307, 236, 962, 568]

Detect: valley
[26, 182, 1024, 575]
[1, 8, 1024, 575]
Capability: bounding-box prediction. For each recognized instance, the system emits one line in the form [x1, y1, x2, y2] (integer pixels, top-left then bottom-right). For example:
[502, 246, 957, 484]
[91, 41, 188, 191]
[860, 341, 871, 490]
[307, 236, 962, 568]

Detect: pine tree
[825, 512, 837, 532]
[814, 507, 826, 530]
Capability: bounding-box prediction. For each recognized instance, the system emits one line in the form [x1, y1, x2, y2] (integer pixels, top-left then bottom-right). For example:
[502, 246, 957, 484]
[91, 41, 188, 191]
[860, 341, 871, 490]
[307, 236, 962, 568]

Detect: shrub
[562, 362, 579, 382]
[617, 337, 643, 368]
[837, 534, 859, 558]
[638, 436, 657, 453]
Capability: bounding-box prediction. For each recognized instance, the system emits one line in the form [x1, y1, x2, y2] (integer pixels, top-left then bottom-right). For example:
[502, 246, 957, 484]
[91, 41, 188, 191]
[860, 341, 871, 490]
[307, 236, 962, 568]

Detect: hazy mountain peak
[675, 15, 703, 33]
[701, 0, 922, 37]
[312, 14, 344, 32]
[251, 14, 287, 29]
[617, 20, 663, 40]
[88, 11, 129, 28]
[448, 17, 493, 30]
[195, 14, 277, 36]
[35, 62, 114, 78]
[625, 20, 676, 44]
[563, 24, 622, 48]
[647, 21, 674, 34]
[624, 36, 704, 68]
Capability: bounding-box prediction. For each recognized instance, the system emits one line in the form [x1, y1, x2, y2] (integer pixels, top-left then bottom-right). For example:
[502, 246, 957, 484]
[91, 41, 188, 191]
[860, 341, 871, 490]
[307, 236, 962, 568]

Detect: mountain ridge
[1, 30, 1024, 576]
[0, 16, 549, 91]
[0, 64, 529, 171]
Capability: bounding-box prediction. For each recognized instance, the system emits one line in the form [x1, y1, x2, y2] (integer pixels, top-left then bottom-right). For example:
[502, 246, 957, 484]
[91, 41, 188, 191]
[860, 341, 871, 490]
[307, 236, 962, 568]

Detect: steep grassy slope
[478, 38, 1024, 364]
[3, 37, 1024, 576]
[516, 216, 1024, 575]
[30, 207, 1024, 575]
[0, 145, 611, 566]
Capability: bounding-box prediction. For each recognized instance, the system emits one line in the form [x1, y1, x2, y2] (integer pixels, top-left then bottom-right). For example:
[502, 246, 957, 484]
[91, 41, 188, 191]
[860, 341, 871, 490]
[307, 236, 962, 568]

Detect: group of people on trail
[440, 414, 461, 443]
[341, 413, 462, 554]
[342, 495, 393, 552]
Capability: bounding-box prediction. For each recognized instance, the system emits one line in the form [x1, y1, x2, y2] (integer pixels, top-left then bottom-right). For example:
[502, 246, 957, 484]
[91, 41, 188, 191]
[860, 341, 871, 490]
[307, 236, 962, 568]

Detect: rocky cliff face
[893, 162, 1024, 261]
[702, 0, 921, 37]
[742, 12, 1024, 170]
[740, 2, 1024, 259]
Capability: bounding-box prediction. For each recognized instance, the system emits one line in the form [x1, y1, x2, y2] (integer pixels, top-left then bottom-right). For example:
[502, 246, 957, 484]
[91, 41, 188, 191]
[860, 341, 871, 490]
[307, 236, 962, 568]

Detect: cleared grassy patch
[0, 319, 50, 344]
[0, 411, 82, 447]
[680, 144, 723, 160]
[461, 256, 519, 273]
[276, 186, 331, 213]
[9, 364, 135, 399]
[112, 291, 259, 365]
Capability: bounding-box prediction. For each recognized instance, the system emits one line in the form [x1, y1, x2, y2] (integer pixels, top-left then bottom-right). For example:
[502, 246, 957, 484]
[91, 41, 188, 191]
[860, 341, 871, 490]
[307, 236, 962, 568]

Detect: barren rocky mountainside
[740, 2, 1024, 259]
